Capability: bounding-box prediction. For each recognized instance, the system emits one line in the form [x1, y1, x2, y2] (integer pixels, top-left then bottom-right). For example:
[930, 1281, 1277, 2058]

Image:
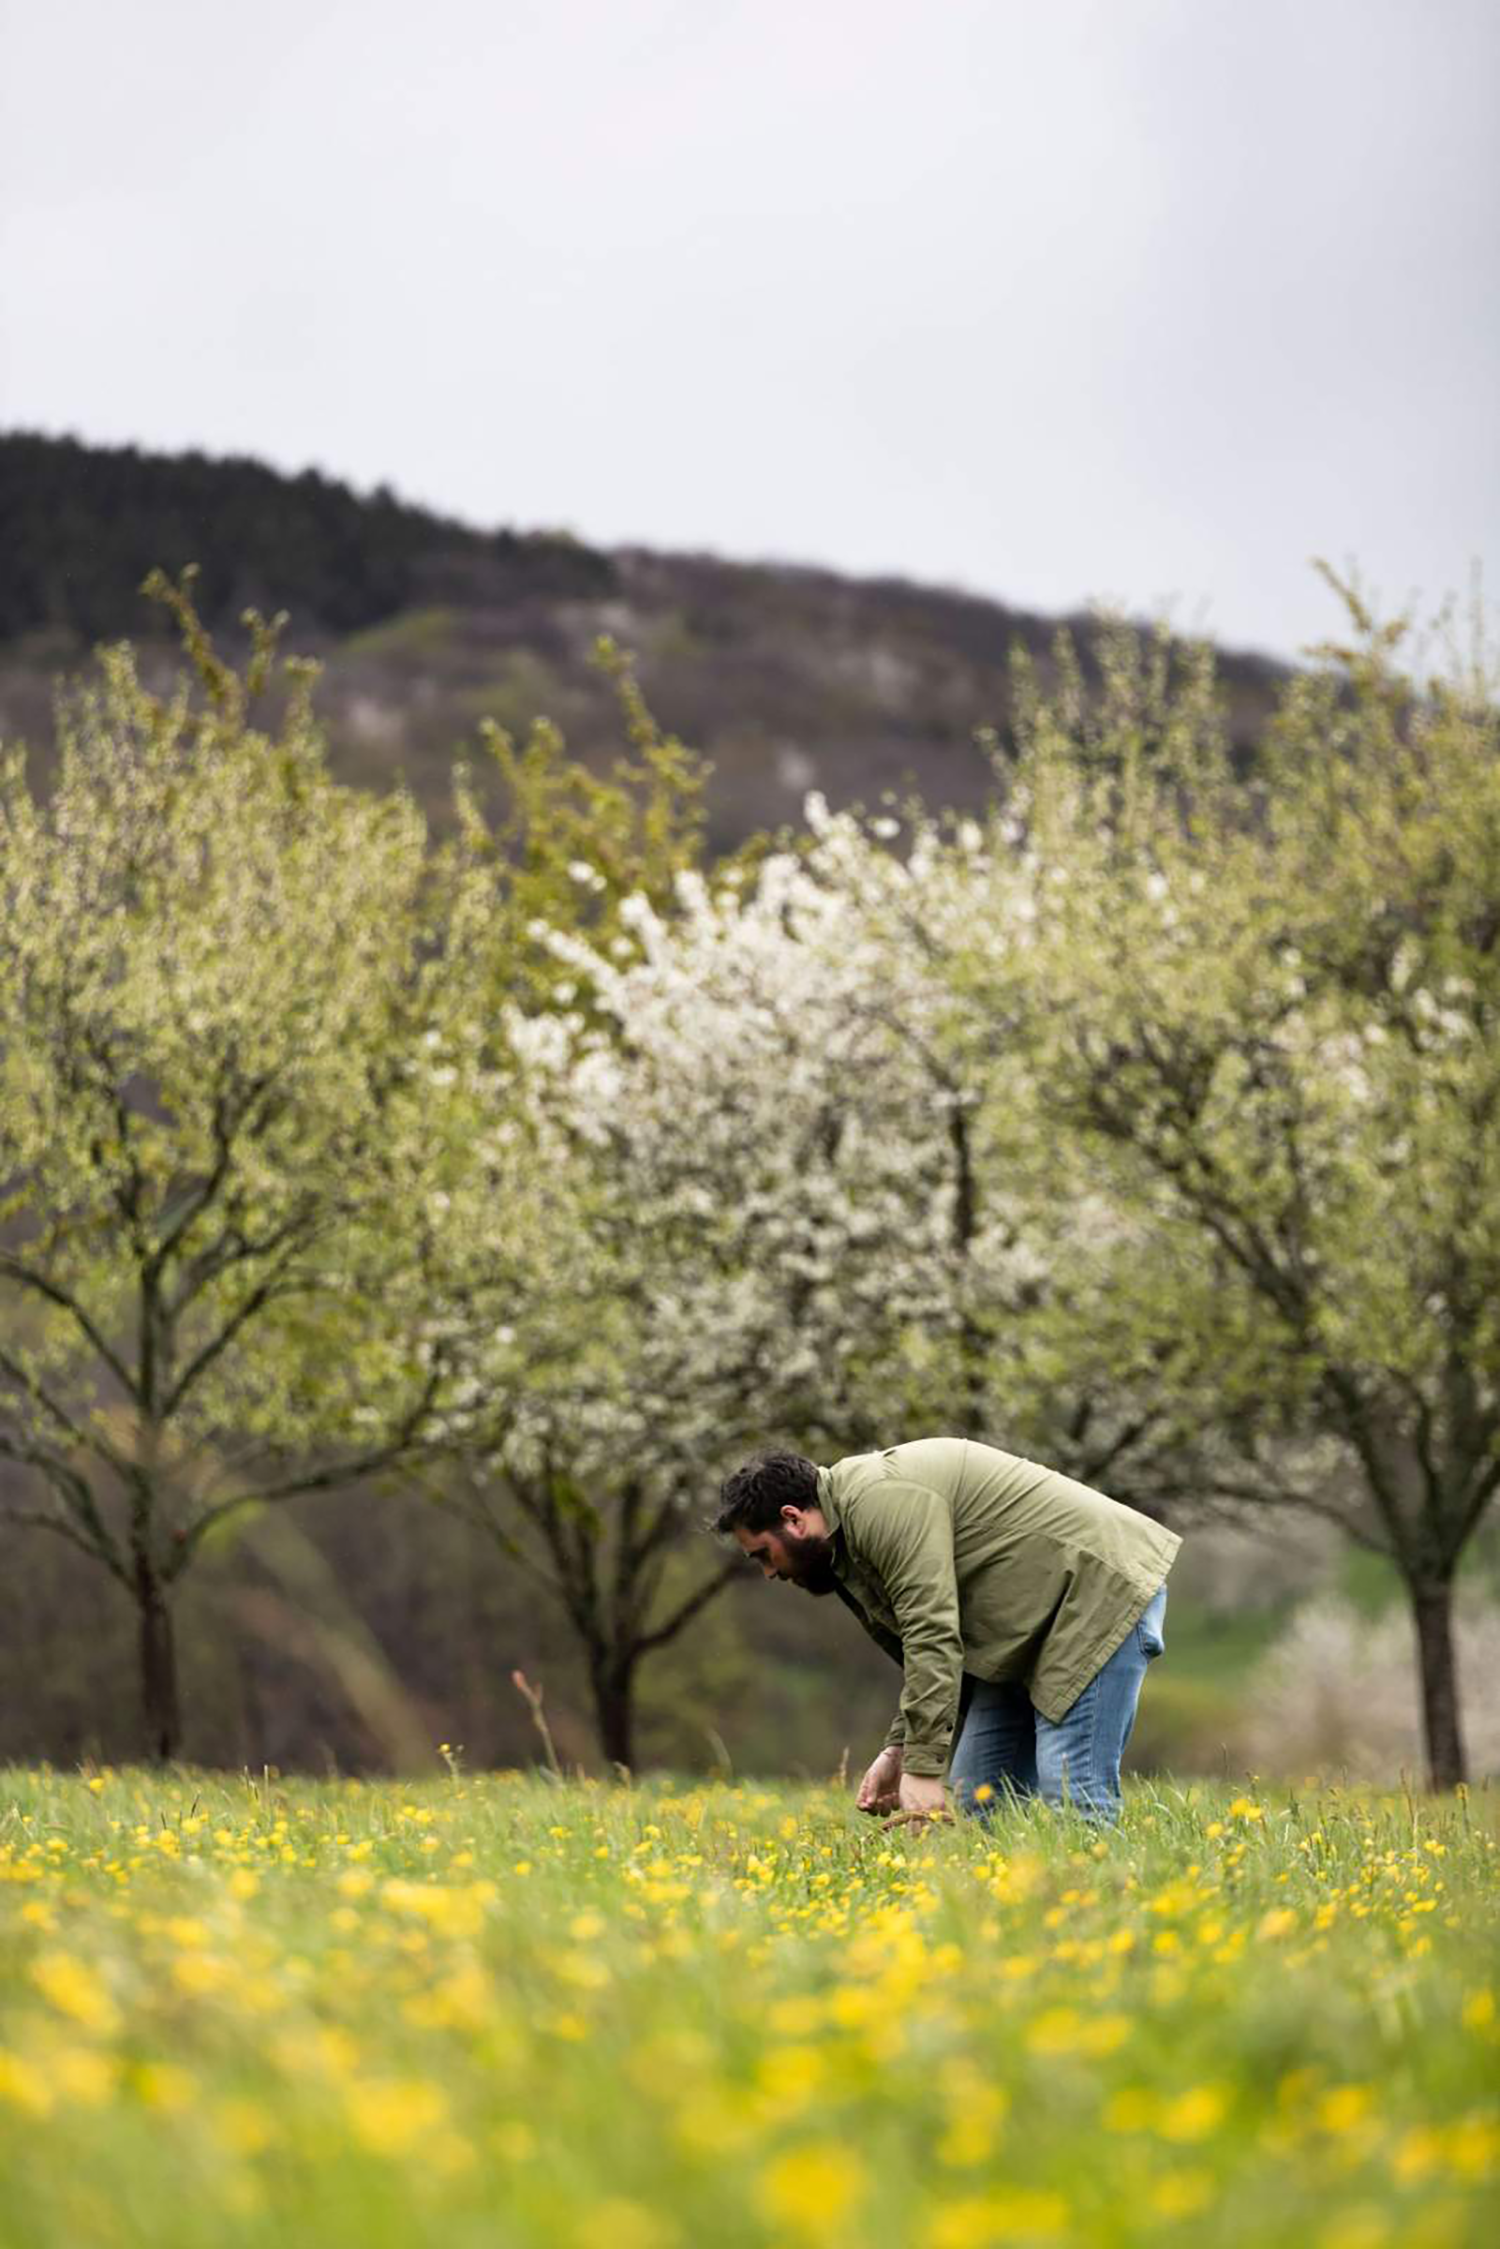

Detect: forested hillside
[0, 431, 1292, 848]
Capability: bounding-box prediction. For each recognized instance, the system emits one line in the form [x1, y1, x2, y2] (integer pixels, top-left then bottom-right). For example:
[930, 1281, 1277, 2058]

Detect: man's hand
[884, 1771, 951, 1828]
[855, 1745, 903, 1814]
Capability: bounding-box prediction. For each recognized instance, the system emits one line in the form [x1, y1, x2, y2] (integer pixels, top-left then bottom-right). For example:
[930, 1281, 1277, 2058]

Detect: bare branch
[1455, 1450, 1500, 1554]
[0, 1504, 123, 1575]
[505, 1468, 602, 1641]
[1077, 1410, 1161, 1487]
[0, 1436, 129, 1585]
[634, 1554, 743, 1656]
[1188, 1469, 1393, 1559]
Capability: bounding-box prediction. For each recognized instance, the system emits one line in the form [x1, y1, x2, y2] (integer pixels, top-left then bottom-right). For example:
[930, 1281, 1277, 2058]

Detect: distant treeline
[0, 429, 615, 645]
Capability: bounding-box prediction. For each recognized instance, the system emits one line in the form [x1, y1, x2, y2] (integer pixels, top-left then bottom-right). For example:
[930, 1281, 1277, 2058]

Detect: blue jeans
[948, 1584, 1168, 1826]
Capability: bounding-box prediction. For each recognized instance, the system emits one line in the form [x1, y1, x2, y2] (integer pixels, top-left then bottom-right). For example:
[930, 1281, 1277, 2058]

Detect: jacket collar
[815, 1462, 840, 1531]
[815, 1464, 850, 1571]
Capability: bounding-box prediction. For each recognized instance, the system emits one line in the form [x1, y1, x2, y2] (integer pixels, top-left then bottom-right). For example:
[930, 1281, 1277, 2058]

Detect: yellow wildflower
[755, 2043, 827, 2105]
[215, 2097, 275, 2155]
[0, 2049, 54, 2116]
[757, 2143, 867, 2233]
[172, 1952, 229, 1996]
[937, 2070, 1009, 2167]
[672, 2085, 755, 2158]
[1316, 2085, 1375, 2135]
[574, 2199, 677, 2249]
[1158, 2086, 1230, 2142]
[45, 2046, 118, 2106]
[1444, 2114, 1500, 2180]
[1103, 2088, 1156, 2133]
[1390, 2125, 1440, 2183]
[1150, 2172, 1215, 2218]
[136, 2062, 197, 2111]
[1461, 1988, 1494, 2033]
[767, 1994, 825, 2037]
[30, 1951, 119, 2035]
[344, 2074, 450, 2156]
[924, 2188, 1069, 2246]
[924, 2199, 1000, 2249]
[1317, 2209, 1390, 2249]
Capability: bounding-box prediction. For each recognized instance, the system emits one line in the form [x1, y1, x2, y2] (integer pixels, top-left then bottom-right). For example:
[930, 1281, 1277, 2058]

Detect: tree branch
[0, 1348, 97, 1455]
[0, 1255, 136, 1399]
[506, 1468, 601, 1643]
[140, 1061, 284, 1295]
[634, 1553, 741, 1656]
[164, 1197, 322, 1323]
[1078, 1410, 1161, 1487]
[0, 1437, 129, 1585]
[1190, 1468, 1393, 1559]
[159, 1257, 314, 1419]
[1455, 1450, 1500, 1556]
[163, 1361, 450, 1579]
[0, 1504, 125, 1577]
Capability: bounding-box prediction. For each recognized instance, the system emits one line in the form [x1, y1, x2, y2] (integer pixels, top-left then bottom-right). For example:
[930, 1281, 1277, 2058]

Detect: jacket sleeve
[847, 1481, 964, 1777]
[830, 1579, 906, 1751]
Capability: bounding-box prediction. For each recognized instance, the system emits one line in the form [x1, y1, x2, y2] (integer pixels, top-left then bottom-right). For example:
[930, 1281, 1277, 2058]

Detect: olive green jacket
[816, 1437, 1181, 1778]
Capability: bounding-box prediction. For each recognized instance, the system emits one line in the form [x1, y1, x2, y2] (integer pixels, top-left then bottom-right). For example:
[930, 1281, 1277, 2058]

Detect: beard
[782, 1532, 838, 1596]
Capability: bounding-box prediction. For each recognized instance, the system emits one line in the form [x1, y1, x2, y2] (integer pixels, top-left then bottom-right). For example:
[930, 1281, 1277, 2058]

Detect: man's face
[734, 1508, 838, 1596]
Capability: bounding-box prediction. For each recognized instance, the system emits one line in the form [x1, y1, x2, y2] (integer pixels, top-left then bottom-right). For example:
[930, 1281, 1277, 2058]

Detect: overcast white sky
[2, 0, 1495, 666]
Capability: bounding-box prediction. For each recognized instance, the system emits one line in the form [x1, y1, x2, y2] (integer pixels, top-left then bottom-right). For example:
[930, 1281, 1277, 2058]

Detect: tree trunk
[137, 1565, 181, 1763]
[591, 1659, 635, 1772]
[1410, 1575, 1466, 1791]
[948, 1103, 989, 1440]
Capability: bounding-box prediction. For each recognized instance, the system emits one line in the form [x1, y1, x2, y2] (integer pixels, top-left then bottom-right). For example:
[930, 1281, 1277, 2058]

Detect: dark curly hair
[712, 1450, 820, 1536]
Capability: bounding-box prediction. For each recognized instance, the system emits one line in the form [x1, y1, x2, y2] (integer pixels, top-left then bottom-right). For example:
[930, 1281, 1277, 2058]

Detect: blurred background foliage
[2, 433, 1495, 1788]
[4, 1468, 1494, 1781]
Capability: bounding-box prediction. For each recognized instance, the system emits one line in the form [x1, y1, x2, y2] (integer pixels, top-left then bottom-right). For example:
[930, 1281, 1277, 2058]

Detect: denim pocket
[1135, 1593, 1167, 1661]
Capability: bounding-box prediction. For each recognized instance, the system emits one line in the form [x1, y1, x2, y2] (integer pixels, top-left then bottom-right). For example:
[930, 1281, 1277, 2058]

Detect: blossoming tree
[0, 583, 539, 1759]
[444, 785, 1180, 1764]
[954, 568, 1500, 1787]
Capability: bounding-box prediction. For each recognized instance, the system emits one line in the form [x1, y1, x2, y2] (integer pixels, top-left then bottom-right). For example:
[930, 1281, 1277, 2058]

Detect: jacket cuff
[900, 1749, 949, 1778]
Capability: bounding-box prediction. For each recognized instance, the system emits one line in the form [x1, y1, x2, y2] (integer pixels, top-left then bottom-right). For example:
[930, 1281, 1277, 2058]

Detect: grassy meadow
[1, 1766, 1497, 2249]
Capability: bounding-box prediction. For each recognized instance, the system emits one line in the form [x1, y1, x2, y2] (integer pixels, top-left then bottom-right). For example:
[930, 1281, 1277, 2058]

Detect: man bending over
[714, 1437, 1179, 1825]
